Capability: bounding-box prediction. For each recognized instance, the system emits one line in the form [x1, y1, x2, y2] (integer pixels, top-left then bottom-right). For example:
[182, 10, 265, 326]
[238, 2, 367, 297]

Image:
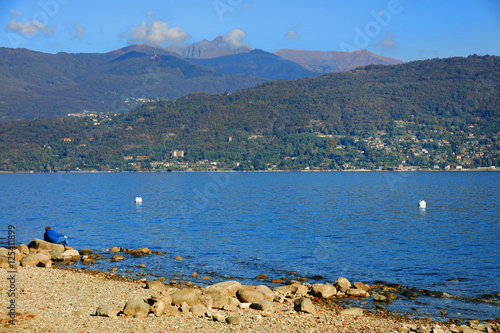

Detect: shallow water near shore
[3, 171, 499, 320]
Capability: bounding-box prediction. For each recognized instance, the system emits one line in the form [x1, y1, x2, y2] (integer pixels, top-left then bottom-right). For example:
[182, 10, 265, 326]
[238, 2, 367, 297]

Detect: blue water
[2, 171, 499, 320]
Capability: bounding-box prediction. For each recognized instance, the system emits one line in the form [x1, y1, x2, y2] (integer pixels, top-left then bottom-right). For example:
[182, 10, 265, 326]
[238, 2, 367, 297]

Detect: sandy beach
[1, 264, 498, 333]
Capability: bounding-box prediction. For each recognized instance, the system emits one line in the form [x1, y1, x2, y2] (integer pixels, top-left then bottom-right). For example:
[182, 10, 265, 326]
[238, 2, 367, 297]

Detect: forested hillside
[0, 55, 498, 172]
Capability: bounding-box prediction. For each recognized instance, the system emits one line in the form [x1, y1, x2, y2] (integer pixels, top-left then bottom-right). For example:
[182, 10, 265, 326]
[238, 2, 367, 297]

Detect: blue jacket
[44, 229, 64, 243]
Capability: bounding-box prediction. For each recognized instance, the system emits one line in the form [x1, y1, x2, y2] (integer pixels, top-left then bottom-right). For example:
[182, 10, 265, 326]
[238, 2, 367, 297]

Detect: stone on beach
[146, 280, 165, 291]
[95, 304, 121, 317]
[20, 253, 51, 267]
[334, 277, 352, 292]
[49, 249, 64, 261]
[206, 280, 243, 297]
[197, 295, 213, 310]
[62, 249, 80, 261]
[226, 316, 241, 325]
[250, 299, 273, 311]
[123, 299, 150, 318]
[170, 288, 201, 306]
[294, 297, 315, 314]
[110, 246, 121, 253]
[111, 255, 125, 262]
[273, 285, 293, 295]
[236, 289, 266, 303]
[190, 303, 208, 317]
[291, 284, 309, 296]
[311, 283, 337, 298]
[150, 300, 167, 316]
[340, 307, 364, 316]
[28, 238, 65, 253]
[0, 255, 17, 269]
[18, 243, 30, 255]
[346, 288, 370, 297]
[206, 292, 230, 309]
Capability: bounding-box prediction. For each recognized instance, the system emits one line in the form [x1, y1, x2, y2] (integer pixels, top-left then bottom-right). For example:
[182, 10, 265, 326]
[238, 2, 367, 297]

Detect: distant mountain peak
[167, 36, 252, 59]
[274, 48, 403, 74]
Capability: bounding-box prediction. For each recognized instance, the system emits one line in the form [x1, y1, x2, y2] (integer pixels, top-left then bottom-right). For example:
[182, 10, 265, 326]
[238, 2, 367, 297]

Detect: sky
[0, 0, 499, 62]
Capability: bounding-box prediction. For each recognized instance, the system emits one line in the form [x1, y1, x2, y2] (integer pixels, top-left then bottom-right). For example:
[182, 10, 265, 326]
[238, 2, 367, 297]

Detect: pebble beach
[2, 240, 499, 333]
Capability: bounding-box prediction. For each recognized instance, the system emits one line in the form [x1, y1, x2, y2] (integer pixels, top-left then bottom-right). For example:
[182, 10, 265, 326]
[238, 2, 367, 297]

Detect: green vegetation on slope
[0, 55, 499, 172]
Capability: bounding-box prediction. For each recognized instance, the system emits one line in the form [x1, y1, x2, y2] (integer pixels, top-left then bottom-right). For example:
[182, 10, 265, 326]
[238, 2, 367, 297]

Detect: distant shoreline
[1, 168, 498, 174]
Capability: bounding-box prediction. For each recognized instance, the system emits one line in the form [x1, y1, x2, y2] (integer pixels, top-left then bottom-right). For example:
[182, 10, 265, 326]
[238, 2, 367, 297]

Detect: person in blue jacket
[44, 226, 70, 247]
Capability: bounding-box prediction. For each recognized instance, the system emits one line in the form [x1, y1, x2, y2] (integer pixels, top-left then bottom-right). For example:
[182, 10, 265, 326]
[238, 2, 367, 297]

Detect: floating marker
[135, 197, 143, 203]
[418, 200, 426, 208]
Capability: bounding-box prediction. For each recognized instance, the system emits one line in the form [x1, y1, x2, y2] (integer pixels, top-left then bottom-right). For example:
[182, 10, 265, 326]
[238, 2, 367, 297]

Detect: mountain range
[0, 54, 498, 172]
[0, 37, 402, 121]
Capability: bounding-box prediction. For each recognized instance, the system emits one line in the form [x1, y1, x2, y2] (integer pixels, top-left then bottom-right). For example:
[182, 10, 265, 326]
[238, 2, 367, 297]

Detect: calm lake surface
[2, 171, 499, 320]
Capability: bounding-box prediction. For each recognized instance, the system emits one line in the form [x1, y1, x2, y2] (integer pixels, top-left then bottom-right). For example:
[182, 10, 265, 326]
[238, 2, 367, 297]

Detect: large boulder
[250, 299, 273, 311]
[205, 281, 242, 297]
[28, 239, 65, 253]
[18, 244, 29, 255]
[294, 297, 315, 314]
[206, 292, 230, 309]
[170, 289, 201, 306]
[123, 299, 150, 318]
[334, 277, 351, 292]
[62, 249, 80, 261]
[20, 253, 51, 267]
[311, 283, 337, 298]
[95, 304, 121, 317]
[273, 285, 293, 295]
[236, 289, 266, 303]
[190, 303, 208, 317]
[0, 255, 14, 269]
[291, 284, 309, 296]
[146, 280, 165, 291]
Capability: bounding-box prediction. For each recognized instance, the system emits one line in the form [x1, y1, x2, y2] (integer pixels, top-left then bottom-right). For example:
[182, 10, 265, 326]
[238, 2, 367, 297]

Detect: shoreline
[1, 241, 499, 332]
[3, 266, 498, 333]
[0, 168, 499, 174]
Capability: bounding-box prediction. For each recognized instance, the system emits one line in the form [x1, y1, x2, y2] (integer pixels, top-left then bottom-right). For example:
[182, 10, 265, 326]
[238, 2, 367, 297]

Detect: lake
[2, 171, 499, 320]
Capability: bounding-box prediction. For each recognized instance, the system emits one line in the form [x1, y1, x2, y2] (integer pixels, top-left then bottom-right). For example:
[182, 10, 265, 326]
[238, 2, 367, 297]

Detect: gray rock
[346, 288, 370, 297]
[95, 304, 121, 317]
[255, 285, 274, 299]
[250, 299, 273, 311]
[62, 249, 80, 261]
[190, 303, 208, 317]
[146, 280, 165, 291]
[28, 239, 65, 253]
[223, 304, 238, 311]
[207, 292, 230, 309]
[353, 282, 372, 293]
[294, 297, 315, 314]
[18, 244, 29, 255]
[212, 313, 226, 322]
[171, 289, 200, 306]
[150, 300, 166, 316]
[37, 258, 52, 268]
[273, 285, 292, 295]
[291, 284, 309, 296]
[0, 255, 18, 269]
[334, 277, 351, 292]
[236, 289, 266, 303]
[110, 246, 121, 253]
[20, 253, 50, 267]
[197, 295, 213, 310]
[403, 290, 420, 298]
[373, 293, 390, 303]
[163, 304, 179, 316]
[226, 316, 240, 325]
[123, 299, 150, 318]
[49, 250, 64, 261]
[311, 283, 337, 298]
[340, 307, 364, 316]
[228, 296, 241, 307]
[206, 281, 242, 297]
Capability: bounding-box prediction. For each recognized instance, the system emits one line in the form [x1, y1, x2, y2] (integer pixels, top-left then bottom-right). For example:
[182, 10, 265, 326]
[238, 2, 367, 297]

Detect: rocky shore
[1, 240, 499, 332]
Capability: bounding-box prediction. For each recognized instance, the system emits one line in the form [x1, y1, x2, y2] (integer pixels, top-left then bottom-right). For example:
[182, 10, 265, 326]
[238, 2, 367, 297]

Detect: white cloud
[223, 29, 249, 48]
[129, 19, 190, 45]
[74, 22, 85, 40]
[378, 31, 398, 50]
[285, 29, 299, 41]
[7, 17, 56, 37]
[9, 10, 22, 17]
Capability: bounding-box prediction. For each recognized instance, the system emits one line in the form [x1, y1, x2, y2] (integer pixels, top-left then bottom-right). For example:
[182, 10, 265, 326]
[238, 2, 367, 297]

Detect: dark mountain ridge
[0, 55, 498, 172]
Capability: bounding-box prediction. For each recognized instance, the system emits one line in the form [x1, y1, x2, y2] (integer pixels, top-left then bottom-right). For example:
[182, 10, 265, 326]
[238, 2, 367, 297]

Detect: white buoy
[135, 197, 142, 203]
[418, 200, 426, 208]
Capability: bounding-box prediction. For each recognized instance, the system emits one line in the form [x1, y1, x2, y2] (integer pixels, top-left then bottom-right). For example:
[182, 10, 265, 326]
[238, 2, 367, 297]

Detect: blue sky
[1, 0, 499, 62]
